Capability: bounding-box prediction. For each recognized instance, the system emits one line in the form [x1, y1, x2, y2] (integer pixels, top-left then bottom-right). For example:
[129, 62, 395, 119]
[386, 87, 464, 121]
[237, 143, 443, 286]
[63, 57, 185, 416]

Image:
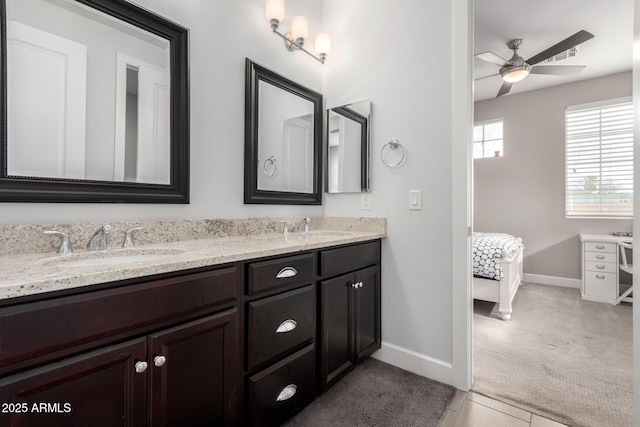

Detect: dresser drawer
[247, 285, 315, 371]
[247, 253, 315, 296]
[0, 267, 237, 369]
[584, 271, 617, 300]
[585, 260, 617, 274]
[584, 242, 617, 253]
[584, 251, 617, 263]
[320, 240, 380, 278]
[247, 344, 314, 427]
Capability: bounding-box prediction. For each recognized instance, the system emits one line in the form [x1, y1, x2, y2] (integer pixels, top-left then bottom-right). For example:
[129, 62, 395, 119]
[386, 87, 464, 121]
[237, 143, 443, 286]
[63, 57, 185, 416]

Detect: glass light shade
[291, 16, 309, 41]
[265, 0, 285, 23]
[315, 33, 331, 55]
[501, 65, 531, 83]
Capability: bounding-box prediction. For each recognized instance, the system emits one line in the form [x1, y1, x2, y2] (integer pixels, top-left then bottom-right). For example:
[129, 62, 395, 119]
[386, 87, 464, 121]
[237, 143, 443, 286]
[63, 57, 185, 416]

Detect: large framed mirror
[0, 0, 189, 203]
[326, 100, 371, 193]
[244, 59, 322, 205]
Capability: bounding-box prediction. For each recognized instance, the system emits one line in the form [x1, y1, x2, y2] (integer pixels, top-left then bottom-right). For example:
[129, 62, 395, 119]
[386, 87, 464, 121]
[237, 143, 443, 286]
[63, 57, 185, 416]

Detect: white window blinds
[565, 98, 633, 218]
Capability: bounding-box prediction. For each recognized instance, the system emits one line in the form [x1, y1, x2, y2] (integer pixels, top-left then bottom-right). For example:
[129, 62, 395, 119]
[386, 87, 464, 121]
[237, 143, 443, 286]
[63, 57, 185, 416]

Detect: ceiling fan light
[501, 64, 531, 83]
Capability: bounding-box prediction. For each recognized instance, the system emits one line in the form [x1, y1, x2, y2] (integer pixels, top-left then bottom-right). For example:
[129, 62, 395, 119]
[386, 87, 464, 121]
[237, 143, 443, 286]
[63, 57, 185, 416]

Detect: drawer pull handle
[352, 282, 364, 289]
[276, 384, 297, 402]
[276, 267, 298, 279]
[596, 265, 606, 269]
[595, 255, 605, 260]
[276, 319, 298, 333]
[595, 245, 605, 249]
[134, 361, 148, 374]
[154, 355, 167, 367]
[596, 274, 605, 279]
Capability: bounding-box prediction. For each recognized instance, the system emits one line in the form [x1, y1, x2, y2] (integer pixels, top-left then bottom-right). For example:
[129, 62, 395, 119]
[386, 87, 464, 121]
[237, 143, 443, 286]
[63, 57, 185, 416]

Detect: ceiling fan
[475, 30, 595, 97]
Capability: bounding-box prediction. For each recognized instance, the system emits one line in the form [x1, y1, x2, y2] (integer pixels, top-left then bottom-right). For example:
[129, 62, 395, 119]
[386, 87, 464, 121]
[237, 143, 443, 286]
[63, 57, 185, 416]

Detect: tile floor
[440, 390, 569, 427]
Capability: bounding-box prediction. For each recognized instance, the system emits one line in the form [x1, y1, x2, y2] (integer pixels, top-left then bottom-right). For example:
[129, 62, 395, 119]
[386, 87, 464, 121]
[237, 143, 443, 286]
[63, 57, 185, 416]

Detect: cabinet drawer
[585, 260, 617, 274]
[247, 253, 314, 296]
[584, 271, 617, 300]
[0, 267, 237, 369]
[247, 344, 314, 427]
[584, 242, 617, 253]
[584, 251, 617, 263]
[247, 286, 315, 371]
[320, 240, 380, 278]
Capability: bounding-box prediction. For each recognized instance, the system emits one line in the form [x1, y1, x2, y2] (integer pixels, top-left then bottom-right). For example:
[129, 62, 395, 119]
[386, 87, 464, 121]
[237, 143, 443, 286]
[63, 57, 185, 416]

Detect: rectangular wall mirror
[326, 100, 371, 193]
[244, 59, 322, 205]
[0, 0, 189, 203]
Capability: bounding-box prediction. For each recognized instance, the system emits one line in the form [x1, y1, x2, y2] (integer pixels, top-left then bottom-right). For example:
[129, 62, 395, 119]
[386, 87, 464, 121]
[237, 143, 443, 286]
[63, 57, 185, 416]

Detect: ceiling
[474, 0, 634, 102]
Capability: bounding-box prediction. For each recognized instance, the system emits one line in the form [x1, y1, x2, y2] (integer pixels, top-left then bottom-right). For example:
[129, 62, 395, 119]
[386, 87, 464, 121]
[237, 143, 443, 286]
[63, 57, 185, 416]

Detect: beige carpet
[473, 283, 632, 427]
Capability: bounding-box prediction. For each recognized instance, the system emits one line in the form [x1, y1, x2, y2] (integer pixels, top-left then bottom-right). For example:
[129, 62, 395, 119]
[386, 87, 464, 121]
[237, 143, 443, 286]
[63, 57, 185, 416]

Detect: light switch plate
[409, 190, 422, 210]
[361, 193, 371, 210]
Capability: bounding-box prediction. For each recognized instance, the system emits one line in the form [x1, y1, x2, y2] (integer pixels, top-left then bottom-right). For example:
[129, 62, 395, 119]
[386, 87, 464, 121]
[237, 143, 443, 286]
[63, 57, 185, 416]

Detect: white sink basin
[41, 247, 185, 268]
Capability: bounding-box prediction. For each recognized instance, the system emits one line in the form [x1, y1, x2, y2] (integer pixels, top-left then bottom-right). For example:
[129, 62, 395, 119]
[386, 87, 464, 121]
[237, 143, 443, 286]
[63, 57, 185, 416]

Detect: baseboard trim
[523, 273, 581, 289]
[372, 341, 453, 386]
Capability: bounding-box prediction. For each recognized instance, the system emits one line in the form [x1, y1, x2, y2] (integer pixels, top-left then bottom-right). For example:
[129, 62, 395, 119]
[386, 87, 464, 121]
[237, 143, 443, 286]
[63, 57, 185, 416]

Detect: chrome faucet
[292, 217, 311, 233]
[43, 230, 73, 254]
[87, 224, 112, 251]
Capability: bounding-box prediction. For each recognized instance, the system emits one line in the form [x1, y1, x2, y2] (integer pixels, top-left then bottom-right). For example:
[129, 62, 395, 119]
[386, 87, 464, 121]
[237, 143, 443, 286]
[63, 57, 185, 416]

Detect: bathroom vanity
[0, 218, 384, 426]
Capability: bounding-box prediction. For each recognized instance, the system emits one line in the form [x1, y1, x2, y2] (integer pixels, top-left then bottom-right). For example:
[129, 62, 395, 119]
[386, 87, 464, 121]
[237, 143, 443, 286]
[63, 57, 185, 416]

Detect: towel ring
[263, 156, 277, 177]
[381, 139, 406, 167]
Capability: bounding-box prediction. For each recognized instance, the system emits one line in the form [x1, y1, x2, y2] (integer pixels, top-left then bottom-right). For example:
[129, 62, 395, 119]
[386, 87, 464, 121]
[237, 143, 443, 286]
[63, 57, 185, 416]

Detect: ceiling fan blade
[526, 30, 594, 65]
[475, 51, 511, 67]
[496, 81, 513, 97]
[529, 65, 587, 76]
[474, 73, 499, 81]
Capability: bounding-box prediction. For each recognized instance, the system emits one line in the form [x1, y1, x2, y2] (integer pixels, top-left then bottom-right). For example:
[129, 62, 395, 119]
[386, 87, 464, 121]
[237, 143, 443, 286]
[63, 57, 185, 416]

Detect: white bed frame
[473, 241, 524, 320]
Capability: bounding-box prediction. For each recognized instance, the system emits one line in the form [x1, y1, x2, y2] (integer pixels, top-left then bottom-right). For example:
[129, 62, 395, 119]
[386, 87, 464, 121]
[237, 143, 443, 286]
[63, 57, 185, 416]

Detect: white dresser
[579, 234, 632, 303]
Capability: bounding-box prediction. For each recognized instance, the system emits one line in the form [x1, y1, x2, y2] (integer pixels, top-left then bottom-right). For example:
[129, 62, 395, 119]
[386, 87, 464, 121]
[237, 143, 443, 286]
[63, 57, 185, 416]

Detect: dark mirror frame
[0, 0, 189, 203]
[326, 105, 370, 193]
[244, 58, 322, 205]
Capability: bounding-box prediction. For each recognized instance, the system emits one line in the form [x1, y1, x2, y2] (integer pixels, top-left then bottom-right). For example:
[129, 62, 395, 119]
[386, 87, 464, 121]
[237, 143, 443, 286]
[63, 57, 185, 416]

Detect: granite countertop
[0, 219, 385, 300]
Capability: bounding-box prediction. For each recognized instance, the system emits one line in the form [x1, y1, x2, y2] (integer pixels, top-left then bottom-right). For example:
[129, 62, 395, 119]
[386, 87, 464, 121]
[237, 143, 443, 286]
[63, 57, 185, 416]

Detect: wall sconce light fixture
[265, 0, 331, 64]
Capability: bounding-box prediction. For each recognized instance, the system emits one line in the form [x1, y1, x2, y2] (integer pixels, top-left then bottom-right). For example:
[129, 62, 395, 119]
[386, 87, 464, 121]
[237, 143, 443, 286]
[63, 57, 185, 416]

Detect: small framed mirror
[0, 0, 189, 203]
[326, 100, 371, 193]
[244, 59, 323, 205]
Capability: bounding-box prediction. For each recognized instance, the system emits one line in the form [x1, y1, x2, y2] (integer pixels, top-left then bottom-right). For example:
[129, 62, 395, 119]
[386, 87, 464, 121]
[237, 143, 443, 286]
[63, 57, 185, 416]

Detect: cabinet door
[0, 338, 147, 427]
[354, 265, 381, 361]
[319, 273, 354, 391]
[148, 309, 238, 427]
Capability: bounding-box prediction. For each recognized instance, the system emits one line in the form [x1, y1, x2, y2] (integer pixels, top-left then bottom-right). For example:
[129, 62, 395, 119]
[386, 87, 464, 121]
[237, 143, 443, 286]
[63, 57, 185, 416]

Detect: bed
[473, 232, 525, 320]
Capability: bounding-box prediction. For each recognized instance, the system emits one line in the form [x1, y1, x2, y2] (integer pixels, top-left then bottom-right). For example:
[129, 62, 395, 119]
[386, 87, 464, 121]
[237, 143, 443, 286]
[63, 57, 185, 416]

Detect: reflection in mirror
[257, 81, 314, 193]
[0, 0, 189, 203]
[245, 59, 322, 205]
[326, 100, 371, 193]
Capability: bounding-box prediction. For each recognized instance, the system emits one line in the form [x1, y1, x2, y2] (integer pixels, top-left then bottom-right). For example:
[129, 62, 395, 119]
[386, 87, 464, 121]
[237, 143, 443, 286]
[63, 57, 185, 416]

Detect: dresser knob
[276, 384, 297, 402]
[595, 245, 605, 249]
[596, 274, 605, 280]
[596, 255, 605, 260]
[276, 319, 297, 333]
[154, 355, 167, 367]
[596, 265, 605, 269]
[134, 361, 148, 373]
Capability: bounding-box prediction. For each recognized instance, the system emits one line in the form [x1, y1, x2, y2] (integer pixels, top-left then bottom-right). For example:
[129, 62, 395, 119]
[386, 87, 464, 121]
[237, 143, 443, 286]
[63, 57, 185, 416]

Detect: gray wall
[474, 71, 633, 280]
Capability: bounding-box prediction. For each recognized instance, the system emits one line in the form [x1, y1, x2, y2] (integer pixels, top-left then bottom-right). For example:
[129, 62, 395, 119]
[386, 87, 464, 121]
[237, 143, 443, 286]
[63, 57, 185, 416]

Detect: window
[473, 119, 503, 159]
[565, 97, 633, 218]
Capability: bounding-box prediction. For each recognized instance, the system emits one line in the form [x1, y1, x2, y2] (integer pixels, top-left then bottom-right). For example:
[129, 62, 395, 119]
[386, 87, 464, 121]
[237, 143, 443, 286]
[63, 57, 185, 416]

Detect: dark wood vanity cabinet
[0, 267, 239, 427]
[319, 243, 381, 391]
[0, 238, 381, 426]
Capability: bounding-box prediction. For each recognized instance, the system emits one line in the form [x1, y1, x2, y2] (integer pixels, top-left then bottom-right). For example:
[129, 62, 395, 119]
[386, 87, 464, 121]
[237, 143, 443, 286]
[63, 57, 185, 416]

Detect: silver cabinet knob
[154, 355, 167, 367]
[276, 319, 298, 333]
[276, 267, 298, 279]
[352, 283, 359, 288]
[135, 361, 148, 373]
[276, 384, 297, 402]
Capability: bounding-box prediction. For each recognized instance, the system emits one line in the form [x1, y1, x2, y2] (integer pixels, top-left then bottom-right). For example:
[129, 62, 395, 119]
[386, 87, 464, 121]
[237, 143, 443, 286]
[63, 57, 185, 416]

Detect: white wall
[322, 0, 467, 383]
[474, 72, 633, 280]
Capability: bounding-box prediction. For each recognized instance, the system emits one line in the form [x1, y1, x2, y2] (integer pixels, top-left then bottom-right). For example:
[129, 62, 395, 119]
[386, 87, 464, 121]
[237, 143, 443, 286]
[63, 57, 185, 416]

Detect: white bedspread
[473, 232, 523, 280]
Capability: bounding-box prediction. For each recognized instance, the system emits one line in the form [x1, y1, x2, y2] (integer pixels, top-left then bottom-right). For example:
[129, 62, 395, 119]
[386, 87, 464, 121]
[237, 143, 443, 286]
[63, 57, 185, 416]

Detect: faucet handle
[43, 230, 73, 254]
[303, 217, 310, 233]
[123, 227, 144, 248]
[279, 221, 289, 239]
